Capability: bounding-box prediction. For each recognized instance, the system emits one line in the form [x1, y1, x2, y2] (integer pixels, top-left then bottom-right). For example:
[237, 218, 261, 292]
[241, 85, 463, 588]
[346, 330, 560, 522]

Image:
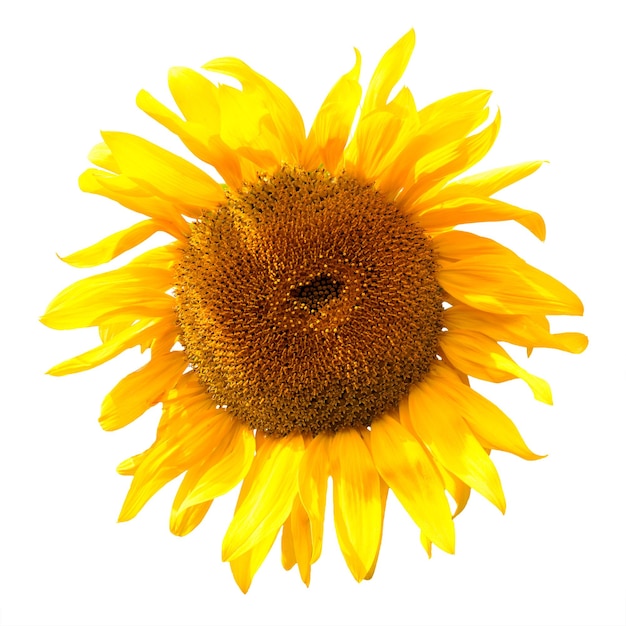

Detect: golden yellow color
[42, 31, 587, 592]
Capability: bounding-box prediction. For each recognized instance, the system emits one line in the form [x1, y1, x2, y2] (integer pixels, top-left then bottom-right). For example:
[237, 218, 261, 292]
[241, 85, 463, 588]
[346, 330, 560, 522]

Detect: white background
[1, 2, 624, 625]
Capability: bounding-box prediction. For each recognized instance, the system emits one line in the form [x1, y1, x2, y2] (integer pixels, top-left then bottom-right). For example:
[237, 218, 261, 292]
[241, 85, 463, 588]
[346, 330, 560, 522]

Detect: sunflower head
[42, 30, 586, 592]
[175, 164, 443, 437]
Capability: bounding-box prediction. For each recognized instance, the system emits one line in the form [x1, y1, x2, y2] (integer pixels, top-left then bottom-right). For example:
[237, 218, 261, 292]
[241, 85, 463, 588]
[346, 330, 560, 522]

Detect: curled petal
[302, 50, 362, 173]
[440, 329, 553, 404]
[203, 56, 305, 161]
[59, 220, 166, 268]
[361, 29, 415, 117]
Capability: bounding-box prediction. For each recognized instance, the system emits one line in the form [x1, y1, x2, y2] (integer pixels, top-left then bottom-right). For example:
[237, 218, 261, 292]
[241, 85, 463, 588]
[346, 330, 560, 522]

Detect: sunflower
[42, 30, 587, 592]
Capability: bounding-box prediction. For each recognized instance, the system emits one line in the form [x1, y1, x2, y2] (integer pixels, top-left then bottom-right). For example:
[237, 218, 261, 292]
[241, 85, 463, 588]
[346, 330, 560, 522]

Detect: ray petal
[46, 316, 174, 376]
[440, 329, 553, 404]
[203, 57, 305, 161]
[222, 433, 305, 562]
[179, 423, 255, 509]
[169, 462, 214, 537]
[330, 429, 382, 582]
[40, 266, 173, 330]
[436, 232, 584, 316]
[405, 374, 506, 512]
[416, 196, 546, 240]
[101, 131, 225, 214]
[100, 350, 188, 431]
[371, 414, 455, 553]
[59, 220, 166, 268]
[298, 434, 330, 563]
[403, 109, 501, 204]
[430, 366, 543, 460]
[289, 496, 313, 586]
[301, 50, 362, 173]
[444, 305, 588, 354]
[361, 29, 415, 117]
[230, 531, 279, 594]
[78, 168, 190, 237]
[448, 160, 545, 197]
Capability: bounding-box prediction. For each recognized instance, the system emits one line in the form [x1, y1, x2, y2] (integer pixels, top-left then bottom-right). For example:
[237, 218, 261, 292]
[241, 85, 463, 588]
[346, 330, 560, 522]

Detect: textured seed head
[175, 166, 443, 436]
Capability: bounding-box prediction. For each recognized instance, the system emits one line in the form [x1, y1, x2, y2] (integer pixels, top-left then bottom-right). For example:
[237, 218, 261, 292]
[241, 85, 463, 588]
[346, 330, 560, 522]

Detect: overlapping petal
[404, 367, 507, 513]
[371, 414, 455, 553]
[222, 433, 305, 562]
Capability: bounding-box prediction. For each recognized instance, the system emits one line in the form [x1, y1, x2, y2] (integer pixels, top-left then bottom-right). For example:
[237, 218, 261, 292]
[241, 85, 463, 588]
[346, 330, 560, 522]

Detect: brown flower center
[175, 166, 443, 436]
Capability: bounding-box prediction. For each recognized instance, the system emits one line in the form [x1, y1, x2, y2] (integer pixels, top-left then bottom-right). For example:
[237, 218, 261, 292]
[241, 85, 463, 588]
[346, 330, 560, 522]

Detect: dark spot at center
[291, 273, 344, 314]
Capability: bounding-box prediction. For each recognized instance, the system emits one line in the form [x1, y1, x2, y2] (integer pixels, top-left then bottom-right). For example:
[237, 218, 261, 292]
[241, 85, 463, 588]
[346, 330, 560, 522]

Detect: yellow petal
[118, 408, 225, 522]
[100, 350, 188, 431]
[118, 438, 185, 522]
[371, 414, 455, 553]
[364, 477, 388, 581]
[403, 109, 501, 205]
[448, 160, 545, 197]
[168, 66, 220, 128]
[444, 305, 588, 354]
[420, 531, 433, 558]
[298, 434, 330, 563]
[59, 220, 166, 268]
[78, 168, 190, 237]
[416, 196, 546, 240]
[41, 265, 173, 330]
[101, 131, 224, 214]
[361, 29, 415, 117]
[230, 530, 279, 594]
[434, 459, 471, 518]
[88, 142, 119, 172]
[281, 514, 296, 571]
[137, 83, 244, 189]
[330, 429, 382, 582]
[169, 463, 213, 537]
[179, 423, 255, 509]
[405, 373, 506, 512]
[436, 232, 584, 316]
[289, 496, 313, 586]
[346, 110, 403, 183]
[430, 366, 543, 460]
[418, 90, 492, 139]
[47, 317, 173, 376]
[222, 433, 305, 561]
[440, 329, 553, 404]
[203, 57, 305, 161]
[301, 50, 362, 173]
